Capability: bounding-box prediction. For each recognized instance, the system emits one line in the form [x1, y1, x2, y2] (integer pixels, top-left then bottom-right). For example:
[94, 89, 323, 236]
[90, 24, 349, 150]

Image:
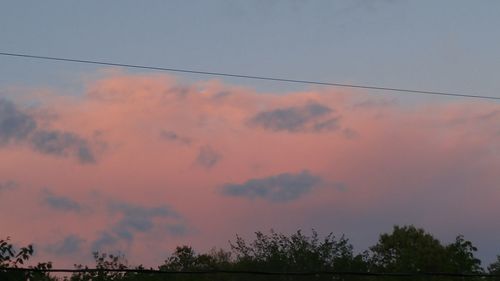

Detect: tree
[162, 246, 197, 271]
[488, 255, 500, 281]
[368, 225, 448, 272]
[230, 229, 367, 272]
[0, 237, 34, 268]
[489, 256, 500, 273]
[71, 252, 129, 281]
[228, 230, 369, 281]
[0, 237, 55, 281]
[159, 246, 232, 281]
[445, 235, 482, 273]
[0, 228, 495, 281]
[368, 225, 484, 277]
[161, 245, 231, 271]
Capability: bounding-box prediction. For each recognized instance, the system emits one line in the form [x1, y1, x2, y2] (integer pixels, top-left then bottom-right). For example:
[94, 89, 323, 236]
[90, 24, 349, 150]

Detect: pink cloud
[0, 72, 499, 267]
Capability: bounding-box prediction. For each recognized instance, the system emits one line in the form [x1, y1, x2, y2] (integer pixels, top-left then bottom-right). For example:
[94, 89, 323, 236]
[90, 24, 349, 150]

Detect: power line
[2, 268, 500, 278]
[1, 51, 499, 101]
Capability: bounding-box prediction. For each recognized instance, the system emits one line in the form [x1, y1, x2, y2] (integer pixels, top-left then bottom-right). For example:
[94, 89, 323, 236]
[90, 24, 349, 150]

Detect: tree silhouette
[1, 225, 498, 281]
[0, 237, 55, 281]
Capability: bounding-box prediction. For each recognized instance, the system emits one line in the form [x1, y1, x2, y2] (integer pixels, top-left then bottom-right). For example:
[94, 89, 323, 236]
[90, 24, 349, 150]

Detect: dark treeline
[2, 225, 500, 281]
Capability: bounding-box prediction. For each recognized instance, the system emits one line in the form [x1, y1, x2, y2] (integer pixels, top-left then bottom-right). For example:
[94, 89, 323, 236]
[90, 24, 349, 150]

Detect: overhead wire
[1, 51, 499, 101]
[2, 268, 500, 278]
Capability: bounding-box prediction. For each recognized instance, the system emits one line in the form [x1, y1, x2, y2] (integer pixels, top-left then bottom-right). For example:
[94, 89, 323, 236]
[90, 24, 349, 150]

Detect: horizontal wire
[1, 51, 499, 101]
[2, 268, 499, 278]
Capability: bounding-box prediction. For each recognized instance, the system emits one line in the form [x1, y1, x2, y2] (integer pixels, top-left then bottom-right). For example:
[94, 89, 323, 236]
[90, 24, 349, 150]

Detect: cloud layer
[0, 72, 499, 267]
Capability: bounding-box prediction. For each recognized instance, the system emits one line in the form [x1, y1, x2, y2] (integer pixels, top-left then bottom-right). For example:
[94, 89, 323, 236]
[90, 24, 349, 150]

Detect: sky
[1, 0, 500, 268]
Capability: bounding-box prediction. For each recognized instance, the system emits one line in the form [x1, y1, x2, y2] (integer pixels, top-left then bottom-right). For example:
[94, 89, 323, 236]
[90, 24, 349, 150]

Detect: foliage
[161, 245, 231, 271]
[488, 256, 500, 274]
[1, 225, 498, 281]
[369, 225, 482, 274]
[445, 235, 482, 273]
[0, 237, 34, 268]
[70, 252, 130, 281]
[369, 225, 448, 272]
[0, 237, 55, 281]
[230, 229, 366, 272]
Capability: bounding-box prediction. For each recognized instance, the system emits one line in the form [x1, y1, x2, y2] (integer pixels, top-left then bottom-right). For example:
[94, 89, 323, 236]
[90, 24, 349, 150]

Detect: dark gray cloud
[249, 103, 340, 132]
[0, 99, 37, 144]
[196, 145, 221, 168]
[222, 170, 322, 202]
[42, 189, 82, 212]
[107, 201, 184, 243]
[160, 130, 191, 145]
[47, 234, 84, 255]
[83, 195, 189, 251]
[113, 219, 150, 241]
[313, 117, 341, 131]
[31, 130, 95, 163]
[0, 180, 17, 192]
[91, 232, 116, 251]
[0, 99, 97, 164]
[109, 201, 179, 219]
